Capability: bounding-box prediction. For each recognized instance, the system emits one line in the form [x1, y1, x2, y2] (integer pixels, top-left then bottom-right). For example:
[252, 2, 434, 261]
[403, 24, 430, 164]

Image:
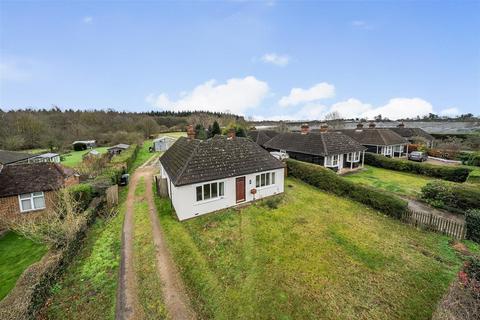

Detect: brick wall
[0, 191, 56, 226]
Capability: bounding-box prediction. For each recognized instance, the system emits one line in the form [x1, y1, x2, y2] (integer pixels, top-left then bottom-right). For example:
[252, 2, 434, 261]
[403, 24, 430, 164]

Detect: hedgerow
[466, 169, 480, 184]
[364, 152, 473, 182]
[286, 159, 408, 219]
[466, 209, 480, 244]
[421, 181, 480, 213]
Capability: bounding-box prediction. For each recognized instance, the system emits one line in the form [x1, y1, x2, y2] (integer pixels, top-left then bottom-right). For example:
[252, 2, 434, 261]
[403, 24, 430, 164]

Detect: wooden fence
[402, 209, 466, 239]
[106, 184, 119, 207]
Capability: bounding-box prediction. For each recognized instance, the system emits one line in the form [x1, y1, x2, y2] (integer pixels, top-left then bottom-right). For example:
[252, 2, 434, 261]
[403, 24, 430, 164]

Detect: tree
[324, 111, 342, 129]
[195, 124, 207, 140]
[211, 120, 221, 136]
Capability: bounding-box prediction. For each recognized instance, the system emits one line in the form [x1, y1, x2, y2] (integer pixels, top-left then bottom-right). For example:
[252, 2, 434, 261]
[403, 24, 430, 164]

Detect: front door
[235, 177, 246, 203]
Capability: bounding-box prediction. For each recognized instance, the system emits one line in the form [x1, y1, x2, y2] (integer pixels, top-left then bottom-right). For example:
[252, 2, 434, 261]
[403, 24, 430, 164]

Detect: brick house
[0, 163, 79, 222]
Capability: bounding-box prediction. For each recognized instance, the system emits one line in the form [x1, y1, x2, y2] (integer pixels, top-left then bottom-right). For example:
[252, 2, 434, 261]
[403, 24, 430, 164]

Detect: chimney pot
[368, 121, 376, 128]
[357, 122, 364, 129]
[397, 122, 405, 128]
[187, 124, 195, 140]
[227, 128, 236, 139]
[320, 123, 329, 132]
[301, 123, 310, 134]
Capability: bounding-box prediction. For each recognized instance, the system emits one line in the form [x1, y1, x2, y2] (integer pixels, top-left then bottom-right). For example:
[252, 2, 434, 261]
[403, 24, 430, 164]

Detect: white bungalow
[159, 128, 285, 221]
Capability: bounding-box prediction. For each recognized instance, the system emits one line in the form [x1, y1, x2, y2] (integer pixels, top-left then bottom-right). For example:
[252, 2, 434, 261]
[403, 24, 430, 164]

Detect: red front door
[235, 177, 246, 203]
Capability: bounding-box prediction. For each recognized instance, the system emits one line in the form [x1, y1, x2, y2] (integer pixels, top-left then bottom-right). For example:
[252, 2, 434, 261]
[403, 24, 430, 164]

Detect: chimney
[368, 121, 376, 128]
[187, 124, 195, 140]
[300, 123, 310, 134]
[319, 124, 329, 132]
[227, 128, 236, 140]
[397, 122, 405, 128]
[356, 122, 364, 129]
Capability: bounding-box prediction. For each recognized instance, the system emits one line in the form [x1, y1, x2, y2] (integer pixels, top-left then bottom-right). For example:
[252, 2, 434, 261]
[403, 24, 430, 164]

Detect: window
[255, 172, 275, 188]
[325, 155, 339, 167]
[347, 152, 360, 162]
[19, 192, 46, 212]
[196, 182, 224, 202]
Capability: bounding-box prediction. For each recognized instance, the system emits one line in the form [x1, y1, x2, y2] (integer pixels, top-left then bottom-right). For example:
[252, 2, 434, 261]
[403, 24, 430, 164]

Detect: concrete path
[404, 197, 465, 224]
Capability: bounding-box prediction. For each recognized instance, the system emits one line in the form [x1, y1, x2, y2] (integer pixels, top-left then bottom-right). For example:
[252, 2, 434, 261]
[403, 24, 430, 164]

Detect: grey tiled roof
[389, 127, 435, 141]
[160, 136, 285, 186]
[336, 129, 407, 146]
[263, 132, 366, 156]
[108, 144, 130, 150]
[247, 130, 279, 146]
[0, 150, 33, 165]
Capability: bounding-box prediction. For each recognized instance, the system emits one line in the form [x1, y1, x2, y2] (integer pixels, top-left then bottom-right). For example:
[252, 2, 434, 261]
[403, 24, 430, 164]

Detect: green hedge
[286, 159, 408, 219]
[421, 181, 480, 213]
[467, 169, 480, 184]
[465, 209, 480, 244]
[110, 144, 140, 171]
[460, 152, 480, 167]
[364, 152, 473, 182]
[67, 183, 93, 210]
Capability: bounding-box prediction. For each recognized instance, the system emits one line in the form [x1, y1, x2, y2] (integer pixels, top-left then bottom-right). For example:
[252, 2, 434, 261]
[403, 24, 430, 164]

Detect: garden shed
[152, 136, 176, 152]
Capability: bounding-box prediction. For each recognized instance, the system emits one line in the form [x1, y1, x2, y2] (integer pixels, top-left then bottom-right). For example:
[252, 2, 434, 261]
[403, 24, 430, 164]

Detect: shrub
[364, 152, 473, 182]
[466, 209, 480, 244]
[110, 144, 139, 171]
[67, 183, 93, 210]
[421, 181, 480, 213]
[467, 169, 480, 184]
[462, 152, 480, 167]
[261, 196, 283, 209]
[286, 159, 408, 219]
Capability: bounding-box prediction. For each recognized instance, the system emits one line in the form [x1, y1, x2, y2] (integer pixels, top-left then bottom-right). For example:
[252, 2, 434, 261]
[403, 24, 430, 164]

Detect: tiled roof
[0, 163, 74, 197]
[0, 150, 33, 165]
[263, 132, 366, 156]
[247, 130, 279, 146]
[336, 129, 407, 146]
[108, 144, 130, 150]
[160, 136, 285, 186]
[389, 127, 435, 141]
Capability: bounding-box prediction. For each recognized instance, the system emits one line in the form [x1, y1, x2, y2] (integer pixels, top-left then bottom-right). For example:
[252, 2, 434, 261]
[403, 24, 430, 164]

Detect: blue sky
[1, 0, 479, 120]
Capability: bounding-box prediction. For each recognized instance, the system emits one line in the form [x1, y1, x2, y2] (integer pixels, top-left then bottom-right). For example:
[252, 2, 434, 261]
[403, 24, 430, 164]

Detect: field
[162, 131, 186, 139]
[61, 147, 109, 167]
[0, 232, 47, 300]
[343, 165, 436, 197]
[156, 178, 472, 320]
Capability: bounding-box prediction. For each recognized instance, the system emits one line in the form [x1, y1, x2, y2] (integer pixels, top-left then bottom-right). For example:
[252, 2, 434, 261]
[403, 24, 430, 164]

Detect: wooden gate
[402, 209, 466, 239]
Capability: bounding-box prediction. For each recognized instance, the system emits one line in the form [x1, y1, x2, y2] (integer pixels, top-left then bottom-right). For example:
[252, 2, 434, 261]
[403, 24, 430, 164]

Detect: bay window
[196, 181, 224, 202]
[346, 152, 360, 162]
[19, 192, 46, 212]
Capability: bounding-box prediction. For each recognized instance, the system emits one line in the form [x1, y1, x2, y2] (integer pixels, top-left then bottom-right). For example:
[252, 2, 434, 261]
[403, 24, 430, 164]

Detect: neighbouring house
[263, 123, 367, 172]
[159, 126, 285, 221]
[152, 136, 176, 152]
[28, 152, 61, 163]
[389, 123, 435, 147]
[0, 150, 35, 166]
[0, 163, 79, 222]
[247, 130, 279, 147]
[337, 122, 407, 157]
[72, 140, 96, 151]
[107, 144, 130, 155]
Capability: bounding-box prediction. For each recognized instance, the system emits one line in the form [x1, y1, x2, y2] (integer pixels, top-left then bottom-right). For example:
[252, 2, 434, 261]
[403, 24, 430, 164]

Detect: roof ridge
[320, 133, 328, 156]
[173, 139, 200, 185]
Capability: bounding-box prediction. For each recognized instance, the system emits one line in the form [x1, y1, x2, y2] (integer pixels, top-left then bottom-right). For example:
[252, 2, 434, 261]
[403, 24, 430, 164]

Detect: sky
[1, 0, 479, 120]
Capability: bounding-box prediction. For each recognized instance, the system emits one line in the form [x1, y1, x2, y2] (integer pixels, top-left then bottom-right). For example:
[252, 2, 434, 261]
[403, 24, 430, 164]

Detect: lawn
[343, 165, 436, 197]
[155, 178, 472, 320]
[61, 147, 109, 167]
[0, 232, 47, 300]
[163, 131, 186, 139]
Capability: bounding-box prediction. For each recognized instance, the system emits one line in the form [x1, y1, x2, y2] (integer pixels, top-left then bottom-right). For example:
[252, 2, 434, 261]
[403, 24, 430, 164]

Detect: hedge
[466, 169, 480, 185]
[421, 181, 480, 213]
[465, 209, 480, 244]
[460, 152, 480, 167]
[67, 183, 93, 210]
[110, 144, 140, 171]
[364, 152, 473, 182]
[286, 159, 408, 219]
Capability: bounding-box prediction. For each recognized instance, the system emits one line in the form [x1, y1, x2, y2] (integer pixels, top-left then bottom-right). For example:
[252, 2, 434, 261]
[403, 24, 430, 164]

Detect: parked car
[408, 151, 428, 162]
[119, 173, 130, 186]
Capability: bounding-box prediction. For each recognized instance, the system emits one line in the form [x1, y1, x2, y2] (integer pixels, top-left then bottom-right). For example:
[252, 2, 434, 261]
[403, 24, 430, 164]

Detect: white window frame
[255, 172, 276, 189]
[325, 155, 339, 167]
[383, 146, 393, 156]
[195, 181, 225, 203]
[346, 152, 360, 162]
[18, 192, 46, 213]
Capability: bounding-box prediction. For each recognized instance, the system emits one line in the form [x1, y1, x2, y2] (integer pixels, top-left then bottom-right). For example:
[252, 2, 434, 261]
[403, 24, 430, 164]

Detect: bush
[461, 152, 480, 167]
[364, 152, 473, 182]
[110, 144, 140, 171]
[466, 209, 480, 243]
[467, 169, 480, 184]
[421, 181, 480, 213]
[67, 183, 93, 210]
[261, 196, 283, 209]
[286, 159, 408, 219]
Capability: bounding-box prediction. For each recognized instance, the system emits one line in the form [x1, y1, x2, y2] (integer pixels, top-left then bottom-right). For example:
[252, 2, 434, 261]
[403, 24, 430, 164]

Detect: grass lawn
[155, 178, 474, 320]
[343, 165, 436, 197]
[0, 232, 47, 300]
[61, 147, 109, 167]
[163, 131, 186, 139]
[129, 139, 161, 172]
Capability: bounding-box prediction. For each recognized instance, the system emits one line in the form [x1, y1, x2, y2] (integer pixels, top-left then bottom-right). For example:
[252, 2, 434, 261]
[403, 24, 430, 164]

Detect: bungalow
[247, 130, 279, 147]
[159, 127, 285, 221]
[337, 122, 407, 157]
[0, 150, 34, 166]
[107, 144, 130, 155]
[28, 152, 61, 163]
[389, 123, 435, 147]
[0, 163, 79, 222]
[263, 124, 366, 172]
[72, 140, 96, 151]
[152, 136, 176, 152]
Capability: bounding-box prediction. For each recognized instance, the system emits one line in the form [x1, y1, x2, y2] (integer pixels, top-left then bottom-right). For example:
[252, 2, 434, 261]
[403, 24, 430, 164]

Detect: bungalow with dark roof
[107, 144, 130, 155]
[389, 123, 435, 147]
[247, 130, 279, 147]
[159, 126, 285, 220]
[263, 124, 367, 172]
[336, 122, 407, 157]
[0, 150, 35, 166]
[0, 163, 79, 223]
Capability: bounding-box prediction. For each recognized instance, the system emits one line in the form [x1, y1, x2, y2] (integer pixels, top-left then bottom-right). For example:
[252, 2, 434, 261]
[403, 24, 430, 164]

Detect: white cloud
[351, 20, 372, 30]
[146, 76, 269, 115]
[440, 107, 460, 116]
[330, 98, 373, 119]
[278, 82, 335, 107]
[83, 16, 93, 24]
[360, 98, 433, 120]
[261, 53, 290, 67]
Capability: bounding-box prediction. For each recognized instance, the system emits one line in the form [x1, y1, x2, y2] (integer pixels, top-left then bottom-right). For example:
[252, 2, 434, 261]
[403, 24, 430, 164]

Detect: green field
[0, 232, 47, 300]
[162, 131, 186, 139]
[61, 147, 109, 167]
[156, 178, 471, 320]
[343, 165, 436, 197]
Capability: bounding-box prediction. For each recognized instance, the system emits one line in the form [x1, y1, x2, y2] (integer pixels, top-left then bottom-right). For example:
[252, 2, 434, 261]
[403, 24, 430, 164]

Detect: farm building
[152, 136, 176, 152]
[159, 127, 285, 220]
[264, 124, 366, 172]
[0, 163, 79, 223]
[107, 144, 130, 155]
[28, 153, 61, 163]
[72, 140, 96, 151]
[336, 122, 407, 157]
[0, 150, 34, 166]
